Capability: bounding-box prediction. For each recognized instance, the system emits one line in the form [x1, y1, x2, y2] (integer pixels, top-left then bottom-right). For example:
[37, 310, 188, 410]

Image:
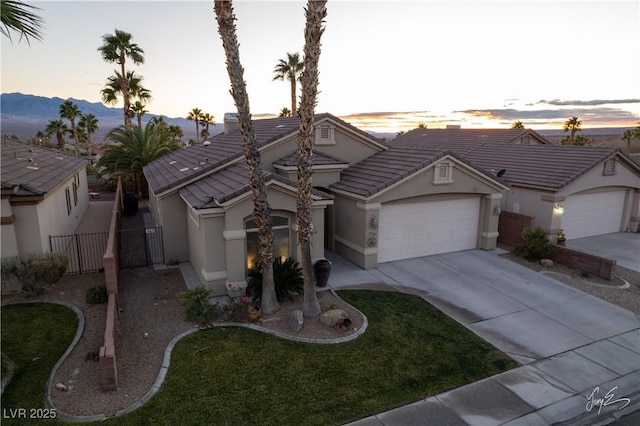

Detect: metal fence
[119, 227, 164, 269]
[49, 232, 110, 275]
[49, 226, 163, 274]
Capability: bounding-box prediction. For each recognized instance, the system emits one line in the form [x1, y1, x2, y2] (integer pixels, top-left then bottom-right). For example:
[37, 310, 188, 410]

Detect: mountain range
[0, 92, 202, 142]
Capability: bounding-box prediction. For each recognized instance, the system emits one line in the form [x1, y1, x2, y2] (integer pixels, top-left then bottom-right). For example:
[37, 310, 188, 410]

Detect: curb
[539, 270, 631, 289]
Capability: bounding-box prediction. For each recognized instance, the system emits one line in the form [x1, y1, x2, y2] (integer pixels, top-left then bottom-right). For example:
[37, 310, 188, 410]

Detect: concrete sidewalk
[329, 250, 640, 425]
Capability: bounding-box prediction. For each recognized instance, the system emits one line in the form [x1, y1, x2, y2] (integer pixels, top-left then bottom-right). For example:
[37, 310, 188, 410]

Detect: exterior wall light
[493, 206, 501, 215]
[554, 203, 565, 215]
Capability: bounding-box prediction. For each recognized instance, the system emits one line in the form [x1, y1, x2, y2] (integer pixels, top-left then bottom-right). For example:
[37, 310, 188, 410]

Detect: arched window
[244, 216, 290, 271]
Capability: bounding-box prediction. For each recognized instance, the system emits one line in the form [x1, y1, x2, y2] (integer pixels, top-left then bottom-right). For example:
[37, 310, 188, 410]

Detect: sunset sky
[1, 0, 638, 133]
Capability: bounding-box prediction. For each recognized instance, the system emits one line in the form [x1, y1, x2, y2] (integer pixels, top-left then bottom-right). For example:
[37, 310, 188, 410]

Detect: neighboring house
[1, 139, 89, 259]
[391, 128, 640, 241]
[144, 114, 509, 296]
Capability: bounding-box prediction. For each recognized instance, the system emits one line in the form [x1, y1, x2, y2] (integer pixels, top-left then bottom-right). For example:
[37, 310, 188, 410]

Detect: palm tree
[45, 119, 68, 149]
[1, 0, 44, 44]
[78, 113, 99, 163]
[279, 107, 292, 117]
[59, 100, 81, 156]
[297, 0, 327, 318]
[200, 112, 216, 141]
[130, 101, 148, 127]
[97, 29, 145, 127]
[561, 116, 582, 145]
[273, 52, 304, 116]
[96, 122, 180, 195]
[511, 120, 525, 129]
[168, 125, 184, 143]
[215, 0, 279, 315]
[417, 122, 427, 129]
[101, 70, 151, 113]
[187, 108, 204, 144]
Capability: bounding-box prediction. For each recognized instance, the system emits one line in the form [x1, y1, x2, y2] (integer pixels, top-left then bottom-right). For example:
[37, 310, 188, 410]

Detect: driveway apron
[331, 250, 640, 425]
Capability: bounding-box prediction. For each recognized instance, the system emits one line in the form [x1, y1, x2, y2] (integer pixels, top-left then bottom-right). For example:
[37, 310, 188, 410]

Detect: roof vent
[203, 141, 211, 146]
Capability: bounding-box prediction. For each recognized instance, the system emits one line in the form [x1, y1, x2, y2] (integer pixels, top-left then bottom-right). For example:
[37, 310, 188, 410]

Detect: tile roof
[179, 163, 333, 210]
[387, 129, 635, 190]
[273, 150, 349, 167]
[144, 113, 382, 195]
[390, 128, 549, 154]
[1, 140, 86, 197]
[329, 146, 504, 198]
[462, 145, 621, 190]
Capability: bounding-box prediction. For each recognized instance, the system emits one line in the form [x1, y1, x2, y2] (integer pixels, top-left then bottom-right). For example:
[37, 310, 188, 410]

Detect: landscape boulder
[320, 309, 348, 327]
[288, 309, 304, 331]
[540, 259, 554, 267]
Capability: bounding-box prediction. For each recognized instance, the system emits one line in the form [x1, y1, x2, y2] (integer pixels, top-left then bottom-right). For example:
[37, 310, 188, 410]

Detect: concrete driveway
[564, 232, 640, 272]
[328, 250, 640, 425]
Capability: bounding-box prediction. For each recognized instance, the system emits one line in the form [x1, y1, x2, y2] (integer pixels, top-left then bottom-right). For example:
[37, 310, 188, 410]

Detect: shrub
[180, 286, 216, 324]
[219, 297, 249, 322]
[247, 257, 303, 303]
[86, 285, 108, 304]
[514, 227, 558, 261]
[1, 253, 68, 297]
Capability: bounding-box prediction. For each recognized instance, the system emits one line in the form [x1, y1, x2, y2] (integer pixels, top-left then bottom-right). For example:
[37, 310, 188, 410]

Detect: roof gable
[329, 146, 506, 198]
[178, 163, 332, 210]
[144, 113, 383, 195]
[1, 140, 86, 197]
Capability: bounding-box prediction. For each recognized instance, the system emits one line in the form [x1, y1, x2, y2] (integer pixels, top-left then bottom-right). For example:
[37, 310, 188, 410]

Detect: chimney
[224, 112, 239, 134]
[446, 124, 461, 130]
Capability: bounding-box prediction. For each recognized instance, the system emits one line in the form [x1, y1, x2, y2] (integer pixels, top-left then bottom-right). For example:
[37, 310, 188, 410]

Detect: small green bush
[1, 253, 68, 297]
[247, 257, 303, 303]
[180, 286, 216, 324]
[86, 285, 108, 304]
[514, 227, 558, 261]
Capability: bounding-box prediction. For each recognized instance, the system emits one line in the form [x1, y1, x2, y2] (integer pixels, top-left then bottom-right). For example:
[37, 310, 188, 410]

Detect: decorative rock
[320, 309, 348, 327]
[55, 383, 68, 392]
[540, 259, 554, 267]
[288, 309, 304, 332]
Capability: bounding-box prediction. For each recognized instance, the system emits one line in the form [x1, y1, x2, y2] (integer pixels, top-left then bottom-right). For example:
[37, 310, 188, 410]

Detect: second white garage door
[561, 191, 625, 240]
[378, 197, 480, 263]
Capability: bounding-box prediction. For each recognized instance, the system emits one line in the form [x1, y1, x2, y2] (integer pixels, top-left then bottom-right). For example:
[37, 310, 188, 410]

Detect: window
[603, 159, 616, 176]
[72, 182, 78, 206]
[245, 216, 290, 271]
[433, 161, 453, 184]
[65, 188, 72, 215]
[315, 124, 335, 145]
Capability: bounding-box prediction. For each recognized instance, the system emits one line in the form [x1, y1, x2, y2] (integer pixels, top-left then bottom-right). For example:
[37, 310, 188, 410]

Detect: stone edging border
[538, 270, 631, 289]
[6, 289, 368, 422]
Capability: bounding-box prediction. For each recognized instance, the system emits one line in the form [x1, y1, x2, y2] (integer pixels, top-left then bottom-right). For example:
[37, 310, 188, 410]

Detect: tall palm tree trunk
[215, 0, 279, 314]
[298, 0, 327, 317]
[120, 54, 132, 128]
[290, 79, 297, 116]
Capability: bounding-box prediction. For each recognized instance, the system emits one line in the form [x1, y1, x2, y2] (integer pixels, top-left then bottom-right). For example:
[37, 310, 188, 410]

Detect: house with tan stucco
[391, 128, 640, 242]
[1, 139, 89, 259]
[143, 114, 509, 297]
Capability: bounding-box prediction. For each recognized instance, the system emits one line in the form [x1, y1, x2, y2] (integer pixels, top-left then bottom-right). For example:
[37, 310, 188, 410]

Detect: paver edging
[539, 270, 631, 289]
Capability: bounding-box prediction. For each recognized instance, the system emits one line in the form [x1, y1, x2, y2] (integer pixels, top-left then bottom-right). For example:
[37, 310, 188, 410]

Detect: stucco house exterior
[144, 114, 508, 296]
[1, 139, 89, 259]
[392, 128, 640, 242]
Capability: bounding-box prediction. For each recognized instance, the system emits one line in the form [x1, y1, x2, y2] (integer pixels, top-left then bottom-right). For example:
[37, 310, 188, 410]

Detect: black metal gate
[119, 227, 164, 269]
[49, 232, 109, 275]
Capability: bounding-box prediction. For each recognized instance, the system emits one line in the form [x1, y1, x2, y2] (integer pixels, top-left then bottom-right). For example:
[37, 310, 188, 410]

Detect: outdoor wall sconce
[369, 215, 378, 229]
[493, 206, 501, 216]
[554, 203, 565, 215]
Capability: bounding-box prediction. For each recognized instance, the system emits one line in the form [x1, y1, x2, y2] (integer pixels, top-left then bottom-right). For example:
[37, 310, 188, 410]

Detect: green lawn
[1, 302, 78, 425]
[107, 290, 517, 425]
[0, 292, 518, 425]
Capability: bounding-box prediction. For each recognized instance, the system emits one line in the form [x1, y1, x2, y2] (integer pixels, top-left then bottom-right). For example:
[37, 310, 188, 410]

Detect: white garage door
[378, 197, 480, 263]
[562, 191, 625, 240]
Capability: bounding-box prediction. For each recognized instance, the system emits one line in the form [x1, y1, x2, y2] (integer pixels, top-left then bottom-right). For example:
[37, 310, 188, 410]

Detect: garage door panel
[378, 198, 480, 263]
[562, 191, 624, 240]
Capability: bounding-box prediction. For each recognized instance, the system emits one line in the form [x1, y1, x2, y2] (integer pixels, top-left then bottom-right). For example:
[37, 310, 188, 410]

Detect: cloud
[537, 99, 640, 106]
[454, 107, 639, 123]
